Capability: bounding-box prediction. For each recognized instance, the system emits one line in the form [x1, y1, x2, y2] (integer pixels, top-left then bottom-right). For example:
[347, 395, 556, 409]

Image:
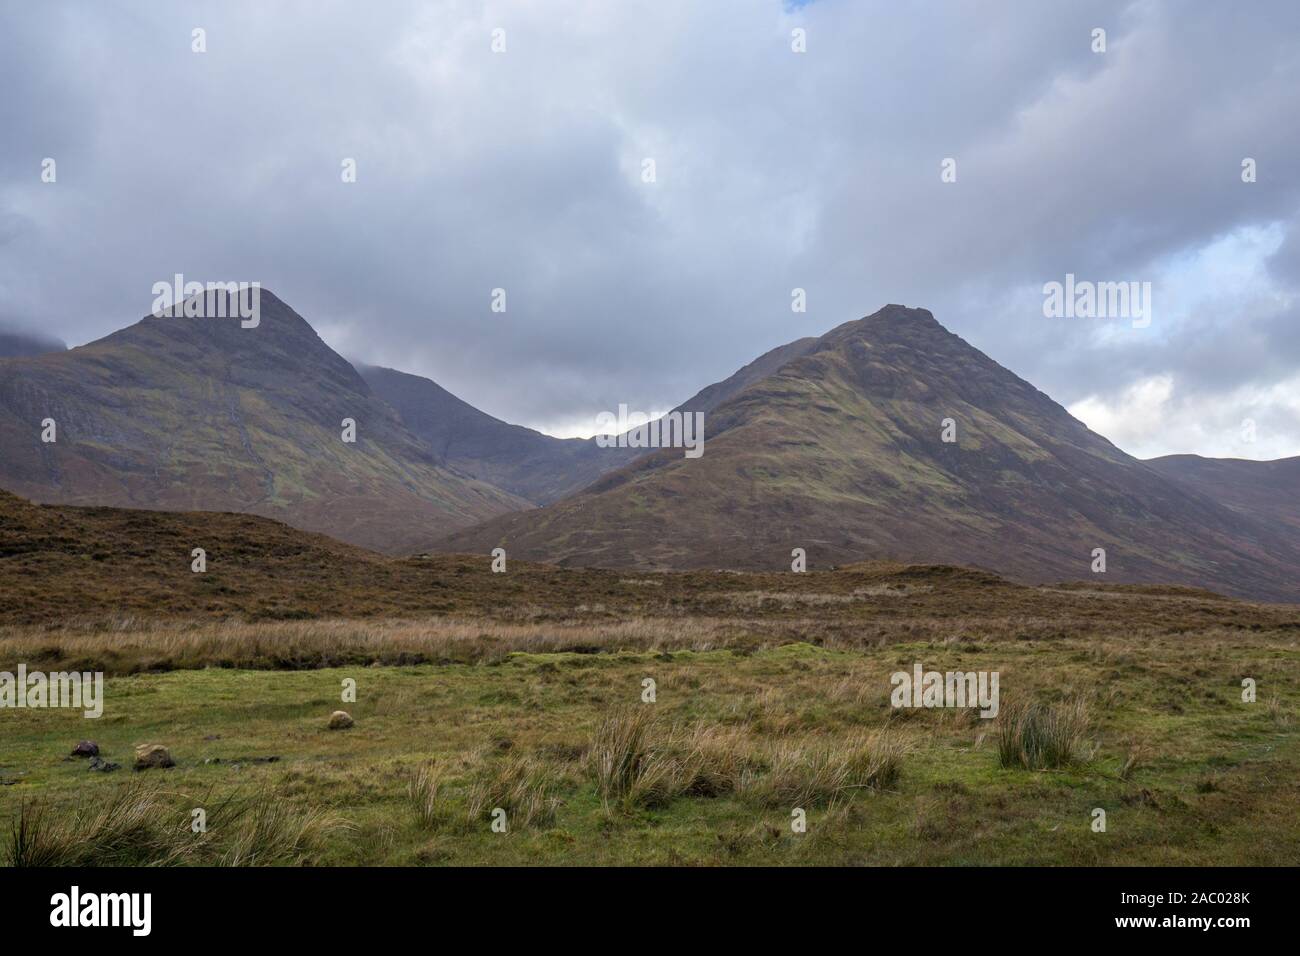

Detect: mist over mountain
[0, 328, 66, 358]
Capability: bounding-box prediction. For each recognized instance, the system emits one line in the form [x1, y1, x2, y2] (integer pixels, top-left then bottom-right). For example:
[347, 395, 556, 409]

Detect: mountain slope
[0, 290, 526, 553]
[669, 334, 820, 417]
[14, 485, 1300, 634]
[0, 329, 66, 358]
[1146, 454, 1300, 535]
[436, 305, 1300, 601]
[357, 364, 612, 504]
[359, 335, 822, 504]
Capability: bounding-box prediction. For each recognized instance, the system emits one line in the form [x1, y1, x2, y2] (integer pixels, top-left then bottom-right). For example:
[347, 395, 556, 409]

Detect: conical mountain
[0, 290, 526, 552]
[437, 305, 1300, 601]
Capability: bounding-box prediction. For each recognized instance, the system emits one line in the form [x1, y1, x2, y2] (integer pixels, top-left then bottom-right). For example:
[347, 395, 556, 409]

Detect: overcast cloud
[1, 0, 1297, 458]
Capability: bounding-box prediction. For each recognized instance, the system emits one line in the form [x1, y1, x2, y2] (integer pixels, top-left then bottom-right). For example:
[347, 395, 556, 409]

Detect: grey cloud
[1, 0, 1297, 454]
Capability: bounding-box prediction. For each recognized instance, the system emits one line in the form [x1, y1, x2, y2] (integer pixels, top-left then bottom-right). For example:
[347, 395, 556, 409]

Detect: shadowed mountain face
[437, 305, 1300, 602]
[1146, 454, 1300, 535]
[0, 291, 525, 553]
[359, 334, 823, 504]
[357, 364, 613, 504]
[0, 329, 66, 358]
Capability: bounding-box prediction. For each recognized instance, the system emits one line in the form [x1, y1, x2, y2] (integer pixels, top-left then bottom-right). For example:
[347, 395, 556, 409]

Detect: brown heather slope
[3, 488, 1297, 654]
[436, 305, 1300, 602]
[0, 290, 526, 553]
[1146, 454, 1300, 535]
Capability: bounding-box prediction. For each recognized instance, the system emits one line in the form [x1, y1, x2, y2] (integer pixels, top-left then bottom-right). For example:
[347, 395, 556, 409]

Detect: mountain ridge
[435, 305, 1300, 601]
[1, 294, 1294, 599]
[0, 290, 526, 553]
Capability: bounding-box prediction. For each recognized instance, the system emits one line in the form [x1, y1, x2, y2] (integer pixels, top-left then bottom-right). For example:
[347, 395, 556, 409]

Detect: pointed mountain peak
[94, 285, 354, 372]
[817, 304, 950, 349]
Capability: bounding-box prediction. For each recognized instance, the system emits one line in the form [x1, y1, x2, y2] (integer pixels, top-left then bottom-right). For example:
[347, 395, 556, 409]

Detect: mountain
[358, 335, 824, 505]
[435, 305, 1300, 602]
[356, 364, 612, 504]
[0, 290, 526, 553]
[0, 329, 66, 358]
[1146, 454, 1300, 535]
[5, 294, 1295, 600]
[668, 334, 820, 417]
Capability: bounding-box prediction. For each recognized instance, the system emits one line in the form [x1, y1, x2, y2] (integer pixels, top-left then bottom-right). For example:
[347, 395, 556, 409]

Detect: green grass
[2, 632, 1297, 866]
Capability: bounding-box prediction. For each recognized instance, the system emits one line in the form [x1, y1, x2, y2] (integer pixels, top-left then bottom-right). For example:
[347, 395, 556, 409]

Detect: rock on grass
[133, 744, 174, 770]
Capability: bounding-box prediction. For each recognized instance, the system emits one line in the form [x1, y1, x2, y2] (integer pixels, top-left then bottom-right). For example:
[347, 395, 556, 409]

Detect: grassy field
[3, 618, 1297, 866]
[4, 492, 1298, 865]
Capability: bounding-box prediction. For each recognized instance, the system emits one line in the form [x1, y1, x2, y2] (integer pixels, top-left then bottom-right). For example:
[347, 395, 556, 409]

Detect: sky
[1, 0, 1297, 458]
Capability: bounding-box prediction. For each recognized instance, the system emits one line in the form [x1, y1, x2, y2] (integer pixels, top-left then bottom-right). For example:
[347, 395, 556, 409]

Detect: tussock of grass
[4, 786, 346, 867]
[676, 725, 755, 799]
[590, 707, 658, 808]
[466, 755, 559, 830]
[6, 787, 184, 867]
[588, 709, 753, 810]
[1267, 695, 1291, 728]
[212, 795, 347, 866]
[756, 730, 904, 808]
[589, 708, 901, 811]
[996, 698, 1092, 770]
[1119, 744, 1145, 781]
[407, 762, 449, 830]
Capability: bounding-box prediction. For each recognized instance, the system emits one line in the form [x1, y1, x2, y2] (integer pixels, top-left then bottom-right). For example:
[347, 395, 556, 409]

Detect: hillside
[0, 290, 525, 553]
[358, 335, 825, 505]
[357, 364, 614, 504]
[1146, 454, 1300, 535]
[8, 486, 1300, 635]
[436, 305, 1300, 601]
[0, 329, 66, 358]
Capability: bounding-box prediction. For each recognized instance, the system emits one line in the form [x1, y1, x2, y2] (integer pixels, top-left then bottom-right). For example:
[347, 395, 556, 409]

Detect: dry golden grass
[996, 697, 1093, 770]
[465, 755, 561, 830]
[407, 762, 449, 830]
[5, 785, 347, 867]
[0, 616, 738, 675]
[756, 730, 906, 808]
